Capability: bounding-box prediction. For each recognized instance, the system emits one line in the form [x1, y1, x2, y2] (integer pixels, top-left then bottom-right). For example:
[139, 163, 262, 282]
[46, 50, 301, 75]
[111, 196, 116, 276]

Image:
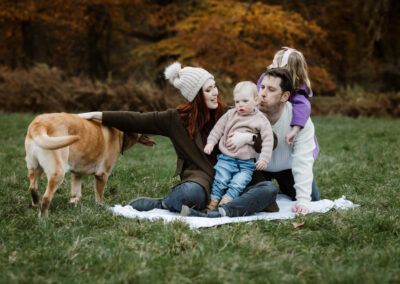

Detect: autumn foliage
[0, 0, 398, 114]
[0, 64, 175, 113]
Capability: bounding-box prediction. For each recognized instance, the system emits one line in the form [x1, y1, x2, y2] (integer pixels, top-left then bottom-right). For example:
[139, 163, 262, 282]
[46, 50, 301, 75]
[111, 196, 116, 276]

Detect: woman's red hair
[176, 90, 225, 139]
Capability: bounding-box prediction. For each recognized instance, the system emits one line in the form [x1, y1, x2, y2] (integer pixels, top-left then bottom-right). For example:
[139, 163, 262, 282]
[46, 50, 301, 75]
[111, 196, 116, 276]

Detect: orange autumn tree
[130, 0, 336, 95]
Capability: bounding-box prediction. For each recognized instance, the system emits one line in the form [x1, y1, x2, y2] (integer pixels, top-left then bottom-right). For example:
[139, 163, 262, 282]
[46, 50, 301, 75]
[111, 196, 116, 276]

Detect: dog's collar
[120, 132, 126, 155]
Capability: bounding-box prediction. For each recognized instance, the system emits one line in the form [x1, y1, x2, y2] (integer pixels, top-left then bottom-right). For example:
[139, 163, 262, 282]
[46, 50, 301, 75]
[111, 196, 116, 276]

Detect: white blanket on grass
[109, 194, 359, 229]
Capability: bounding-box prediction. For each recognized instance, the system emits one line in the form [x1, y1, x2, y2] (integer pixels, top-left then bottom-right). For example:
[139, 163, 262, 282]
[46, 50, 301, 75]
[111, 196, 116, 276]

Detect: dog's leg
[69, 173, 82, 205]
[94, 173, 108, 203]
[28, 168, 42, 207]
[40, 171, 64, 217]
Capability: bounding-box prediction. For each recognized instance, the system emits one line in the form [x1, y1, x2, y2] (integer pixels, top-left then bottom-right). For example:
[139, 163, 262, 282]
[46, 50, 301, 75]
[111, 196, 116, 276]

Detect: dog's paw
[38, 209, 49, 218]
[69, 197, 81, 206]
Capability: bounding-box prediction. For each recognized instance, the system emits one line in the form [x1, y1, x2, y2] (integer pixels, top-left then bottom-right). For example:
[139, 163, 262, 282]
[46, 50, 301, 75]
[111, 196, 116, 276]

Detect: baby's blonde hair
[233, 81, 258, 99]
[268, 47, 311, 94]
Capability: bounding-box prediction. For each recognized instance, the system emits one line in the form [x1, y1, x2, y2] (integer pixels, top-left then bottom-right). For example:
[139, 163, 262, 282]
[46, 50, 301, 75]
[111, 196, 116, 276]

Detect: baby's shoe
[206, 199, 219, 211]
[219, 196, 232, 205]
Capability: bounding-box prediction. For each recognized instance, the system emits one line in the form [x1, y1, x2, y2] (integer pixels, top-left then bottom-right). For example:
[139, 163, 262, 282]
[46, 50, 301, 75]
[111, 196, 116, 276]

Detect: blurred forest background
[0, 0, 399, 116]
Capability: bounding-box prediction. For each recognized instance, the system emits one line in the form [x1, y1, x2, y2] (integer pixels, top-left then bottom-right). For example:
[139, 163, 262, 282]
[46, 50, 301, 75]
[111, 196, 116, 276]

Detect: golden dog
[25, 113, 143, 217]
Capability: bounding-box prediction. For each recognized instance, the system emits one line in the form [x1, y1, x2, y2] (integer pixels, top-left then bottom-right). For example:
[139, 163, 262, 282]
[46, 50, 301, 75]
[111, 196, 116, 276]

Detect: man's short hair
[264, 68, 294, 94]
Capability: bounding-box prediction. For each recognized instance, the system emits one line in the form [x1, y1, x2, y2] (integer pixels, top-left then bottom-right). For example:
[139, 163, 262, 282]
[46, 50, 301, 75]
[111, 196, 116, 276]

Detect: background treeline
[0, 0, 399, 115]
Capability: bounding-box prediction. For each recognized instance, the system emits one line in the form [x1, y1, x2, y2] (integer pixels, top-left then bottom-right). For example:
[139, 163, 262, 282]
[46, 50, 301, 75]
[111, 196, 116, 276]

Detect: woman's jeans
[162, 181, 278, 217]
[211, 154, 256, 201]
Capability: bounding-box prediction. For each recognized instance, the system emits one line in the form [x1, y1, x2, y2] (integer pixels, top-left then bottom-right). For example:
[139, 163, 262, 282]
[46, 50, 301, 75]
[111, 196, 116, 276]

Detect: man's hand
[291, 204, 311, 214]
[204, 143, 214, 155]
[138, 135, 156, 147]
[78, 112, 102, 120]
[256, 160, 267, 171]
[285, 126, 301, 145]
[225, 132, 253, 152]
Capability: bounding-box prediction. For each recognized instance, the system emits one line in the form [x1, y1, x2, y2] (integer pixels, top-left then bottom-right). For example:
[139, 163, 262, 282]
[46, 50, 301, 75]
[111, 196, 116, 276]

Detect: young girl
[257, 47, 313, 146]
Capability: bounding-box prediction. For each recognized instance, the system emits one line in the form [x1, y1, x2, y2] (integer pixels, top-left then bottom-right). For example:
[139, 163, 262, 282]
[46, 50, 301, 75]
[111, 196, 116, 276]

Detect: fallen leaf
[292, 221, 305, 228]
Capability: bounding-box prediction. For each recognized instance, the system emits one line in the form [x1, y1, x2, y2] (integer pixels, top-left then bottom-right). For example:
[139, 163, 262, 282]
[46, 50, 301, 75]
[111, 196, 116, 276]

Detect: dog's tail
[30, 123, 80, 150]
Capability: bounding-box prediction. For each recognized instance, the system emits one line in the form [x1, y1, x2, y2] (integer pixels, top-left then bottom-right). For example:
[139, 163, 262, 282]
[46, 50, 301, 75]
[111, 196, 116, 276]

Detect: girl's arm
[285, 93, 311, 145]
[290, 93, 311, 128]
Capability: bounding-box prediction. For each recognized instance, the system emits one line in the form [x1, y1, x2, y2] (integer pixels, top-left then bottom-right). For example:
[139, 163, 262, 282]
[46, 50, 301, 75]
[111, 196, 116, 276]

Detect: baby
[204, 81, 274, 210]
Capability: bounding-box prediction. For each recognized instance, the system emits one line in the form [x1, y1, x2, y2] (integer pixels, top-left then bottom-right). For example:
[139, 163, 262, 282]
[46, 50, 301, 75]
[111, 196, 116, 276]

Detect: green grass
[1, 113, 399, 283]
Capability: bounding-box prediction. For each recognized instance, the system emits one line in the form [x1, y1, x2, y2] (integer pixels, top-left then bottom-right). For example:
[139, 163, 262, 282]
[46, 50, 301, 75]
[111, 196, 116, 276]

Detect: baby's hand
[285, 126, 301, 145]
[204, 143, 214, 155]
[256, 160, 267, 171]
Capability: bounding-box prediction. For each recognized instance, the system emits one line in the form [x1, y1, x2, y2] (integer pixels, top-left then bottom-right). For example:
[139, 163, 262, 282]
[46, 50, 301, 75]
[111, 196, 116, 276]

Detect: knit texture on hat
[164, 62, 214, 102]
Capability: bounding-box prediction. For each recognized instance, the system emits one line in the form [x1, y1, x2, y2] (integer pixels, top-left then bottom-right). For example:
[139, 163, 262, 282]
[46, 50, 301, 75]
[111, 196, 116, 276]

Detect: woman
[79, 62, 278, 217]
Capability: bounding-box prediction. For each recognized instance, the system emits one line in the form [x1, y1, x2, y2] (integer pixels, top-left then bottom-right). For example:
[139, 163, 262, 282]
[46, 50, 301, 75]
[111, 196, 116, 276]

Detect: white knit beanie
[164, 62, 214, 102]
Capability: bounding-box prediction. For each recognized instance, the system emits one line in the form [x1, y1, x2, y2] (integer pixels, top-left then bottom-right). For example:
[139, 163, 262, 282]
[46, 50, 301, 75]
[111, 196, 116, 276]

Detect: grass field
[1, 113, 399, 283]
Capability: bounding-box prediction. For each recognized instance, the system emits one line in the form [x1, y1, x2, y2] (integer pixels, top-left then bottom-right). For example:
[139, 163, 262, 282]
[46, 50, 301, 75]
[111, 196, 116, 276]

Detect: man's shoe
[128, 197, 162, 211]
[180, 205, 221, 218]
[263, 200, 279, 212]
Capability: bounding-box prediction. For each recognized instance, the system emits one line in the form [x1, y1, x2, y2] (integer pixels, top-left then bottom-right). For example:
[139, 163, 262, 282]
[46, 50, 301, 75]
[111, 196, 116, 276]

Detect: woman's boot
[180, 205, 222, 218]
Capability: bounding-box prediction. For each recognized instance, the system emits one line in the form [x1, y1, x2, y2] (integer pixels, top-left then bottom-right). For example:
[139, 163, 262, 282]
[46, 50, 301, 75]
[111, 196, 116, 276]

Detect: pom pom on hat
[164, 61, 214, 102]
[164, 62, 181, 84]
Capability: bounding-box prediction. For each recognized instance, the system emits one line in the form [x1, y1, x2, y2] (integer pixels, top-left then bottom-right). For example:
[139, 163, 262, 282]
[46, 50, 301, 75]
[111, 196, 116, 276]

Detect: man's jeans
[261, 169, 321, 201]
[211, 154, 256, 201]
[162, 180, 278, 217]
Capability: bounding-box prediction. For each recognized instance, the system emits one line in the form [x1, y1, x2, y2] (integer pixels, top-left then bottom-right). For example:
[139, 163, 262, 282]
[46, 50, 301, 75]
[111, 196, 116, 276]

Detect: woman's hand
[78, 112, 102, 120]
[225, 132, 253, 152]
[204, 143, 214, 155]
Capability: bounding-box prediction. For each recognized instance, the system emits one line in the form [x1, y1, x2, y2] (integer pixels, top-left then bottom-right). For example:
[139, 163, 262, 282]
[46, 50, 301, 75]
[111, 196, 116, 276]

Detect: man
[256, 68, 320, 213]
